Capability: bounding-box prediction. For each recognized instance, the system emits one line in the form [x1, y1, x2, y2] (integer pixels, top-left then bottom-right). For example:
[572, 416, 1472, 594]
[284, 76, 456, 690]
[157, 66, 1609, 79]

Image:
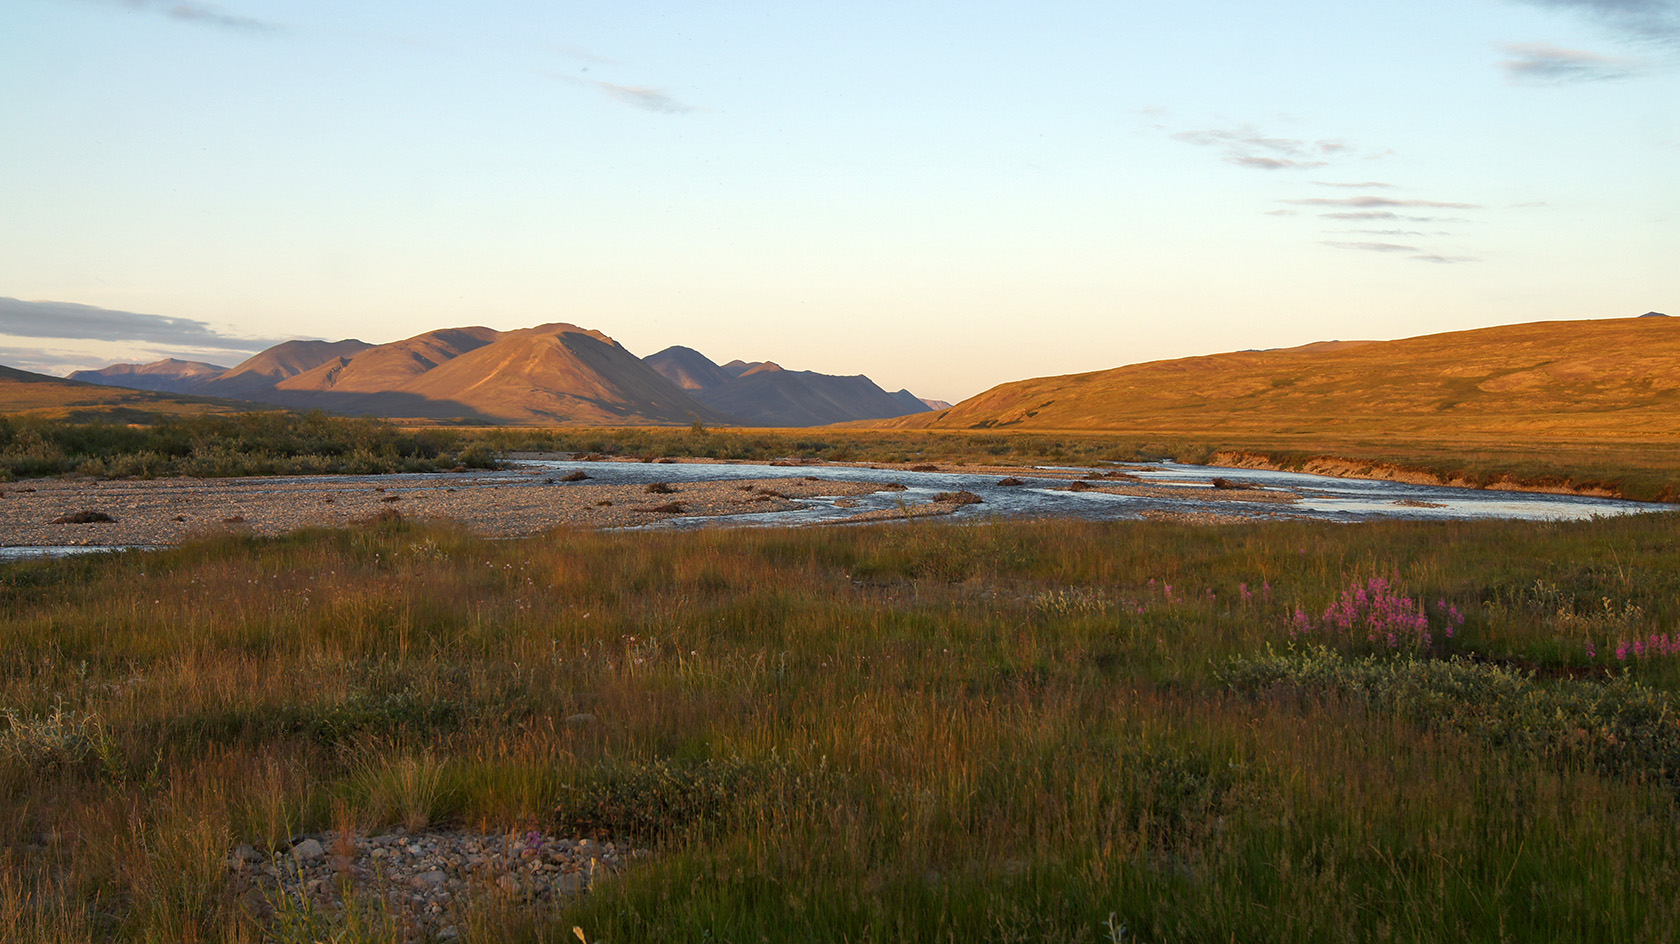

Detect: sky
[1, 0, 1676, 402]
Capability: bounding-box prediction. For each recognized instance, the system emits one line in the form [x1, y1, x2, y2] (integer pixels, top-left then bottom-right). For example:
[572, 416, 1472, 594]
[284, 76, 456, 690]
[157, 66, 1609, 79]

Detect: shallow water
[0, 545, 152, 562]
[512, 458, 1667, 529]
[5, 459, 1665, 560]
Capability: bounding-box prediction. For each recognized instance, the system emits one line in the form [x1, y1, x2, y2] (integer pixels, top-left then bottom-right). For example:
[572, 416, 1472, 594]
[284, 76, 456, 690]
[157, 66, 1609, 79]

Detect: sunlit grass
[2, 512, 1679, 940]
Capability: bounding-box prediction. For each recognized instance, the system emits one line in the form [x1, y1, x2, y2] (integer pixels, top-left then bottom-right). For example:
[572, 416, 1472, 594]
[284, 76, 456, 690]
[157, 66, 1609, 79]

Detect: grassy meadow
[4, 509, 1680, 942]
[0, 413, 497, 481]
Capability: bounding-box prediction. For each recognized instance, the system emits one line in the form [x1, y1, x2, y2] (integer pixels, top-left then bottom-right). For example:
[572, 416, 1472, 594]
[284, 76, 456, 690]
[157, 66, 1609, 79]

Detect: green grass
[0, 411, 498, 481]
[3, 512, 1680, 941]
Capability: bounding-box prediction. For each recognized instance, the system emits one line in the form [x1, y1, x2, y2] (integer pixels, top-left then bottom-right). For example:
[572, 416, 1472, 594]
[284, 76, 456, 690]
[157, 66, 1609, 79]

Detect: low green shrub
[1222, 646, 1680, 787]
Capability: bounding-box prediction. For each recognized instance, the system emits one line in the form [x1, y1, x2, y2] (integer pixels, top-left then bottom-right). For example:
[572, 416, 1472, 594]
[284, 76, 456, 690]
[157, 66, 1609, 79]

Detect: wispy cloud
[1499, 42, 1634, 81]
[595, 82, 697, 114]
[1318, 210, 1470, 222]
[1510, 0, 1680, 46]
[545, 73, 699, 114]
[1170, 126, 1344, 170]
[1284, 196, 1483, 210]
[1320, 243, 1480, 264]
[72, 0, 281, 33]
[1322, 241, 1420, 254]
[0, 297, 280, 352]
[1162, 116, 1483, 264]
[1332, 229, 1448, 237]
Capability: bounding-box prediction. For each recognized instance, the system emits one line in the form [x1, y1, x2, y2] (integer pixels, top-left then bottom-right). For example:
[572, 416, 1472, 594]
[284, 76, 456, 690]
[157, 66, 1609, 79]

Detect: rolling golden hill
[868, 316, 1680, 500]
[885, 317, 1680, 439]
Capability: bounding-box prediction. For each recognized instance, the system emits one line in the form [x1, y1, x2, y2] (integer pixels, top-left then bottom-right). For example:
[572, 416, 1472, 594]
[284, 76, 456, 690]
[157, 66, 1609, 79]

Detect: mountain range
[643, 346, 933, 426]
[65, 323, 934, 427]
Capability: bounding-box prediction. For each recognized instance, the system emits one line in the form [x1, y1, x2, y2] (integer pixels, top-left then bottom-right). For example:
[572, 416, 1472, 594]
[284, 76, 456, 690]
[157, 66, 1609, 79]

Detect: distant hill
[386, 324, 734, 425]
[0, 364, 261, 420]
[68, 358, 229, 394]
[645, 346, 736, 391]
[875, 317, 1680, 441]
[270, 322, 497, 399]
[721, 359, 781, 379]
[200, 339, 374, 401]
[645, 346, 932, 426]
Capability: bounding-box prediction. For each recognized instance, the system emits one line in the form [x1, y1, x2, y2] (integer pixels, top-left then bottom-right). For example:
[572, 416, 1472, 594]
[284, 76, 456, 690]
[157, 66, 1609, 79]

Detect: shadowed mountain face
[274, 327, 502, 399]
[645, 346, 735, 391]
[721, 359, 780, 379]
[200, 339, 374, 401]
[646, 346, 932, 427]
[68, 358, 229, 394]
[875, 316, 1680, 440]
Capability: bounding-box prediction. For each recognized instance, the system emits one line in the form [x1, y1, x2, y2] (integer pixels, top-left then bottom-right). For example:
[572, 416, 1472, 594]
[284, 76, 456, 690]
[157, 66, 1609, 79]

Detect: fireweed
[1287, 577, 1464, 652]
[1600, 632, 1680, 663]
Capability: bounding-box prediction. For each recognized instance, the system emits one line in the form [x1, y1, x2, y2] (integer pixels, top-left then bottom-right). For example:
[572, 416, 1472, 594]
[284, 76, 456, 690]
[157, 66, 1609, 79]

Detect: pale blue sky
[2, 0, 1675, 400]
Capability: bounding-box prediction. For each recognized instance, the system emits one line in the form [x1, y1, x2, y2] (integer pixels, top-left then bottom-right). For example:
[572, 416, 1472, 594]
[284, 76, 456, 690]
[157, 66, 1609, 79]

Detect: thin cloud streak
[1318, 211, 1468, 222]
[1322, 241, 1420, 253]
[596, 82, 697, 114]
[72, 0, 281, 32]
[545, 73, 700, 114]
[0, 297, 281, 352]
[1499, 42, 1634, 81]
[1285, 196, 1483, 210]
[1170, 126, 1349, 170]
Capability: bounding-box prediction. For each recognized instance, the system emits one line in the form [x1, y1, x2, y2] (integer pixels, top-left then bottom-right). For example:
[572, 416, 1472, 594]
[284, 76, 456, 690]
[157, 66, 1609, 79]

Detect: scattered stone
[997, 477, 1025, 486]
[52, 510, 115, 524]
[933, 490, 983, 505]
[232, 828, 644, 943]
[559, 471, 590, 482]
[291, 838, 326, 861]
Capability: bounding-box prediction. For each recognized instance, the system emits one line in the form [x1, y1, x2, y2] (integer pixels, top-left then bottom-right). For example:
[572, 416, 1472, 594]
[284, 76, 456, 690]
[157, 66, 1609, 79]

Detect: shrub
[1222, 646, 1680, 788]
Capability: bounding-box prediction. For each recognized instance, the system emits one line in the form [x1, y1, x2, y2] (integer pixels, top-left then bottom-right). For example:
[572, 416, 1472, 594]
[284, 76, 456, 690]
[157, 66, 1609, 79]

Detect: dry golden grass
[865, 317, 1680, 500]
